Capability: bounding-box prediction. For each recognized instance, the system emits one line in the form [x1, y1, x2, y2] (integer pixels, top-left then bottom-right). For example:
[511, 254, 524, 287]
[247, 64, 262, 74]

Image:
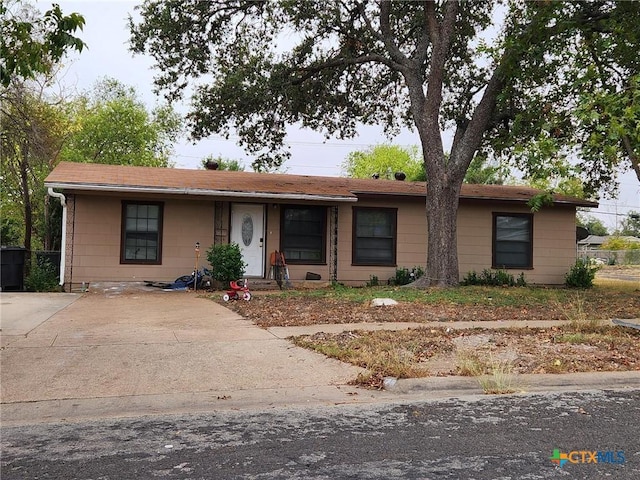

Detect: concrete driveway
[0, 288, 362, 425]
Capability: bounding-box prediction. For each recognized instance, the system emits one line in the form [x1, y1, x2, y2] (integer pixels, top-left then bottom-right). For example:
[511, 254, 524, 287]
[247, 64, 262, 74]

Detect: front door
[230, 203, 265, 277]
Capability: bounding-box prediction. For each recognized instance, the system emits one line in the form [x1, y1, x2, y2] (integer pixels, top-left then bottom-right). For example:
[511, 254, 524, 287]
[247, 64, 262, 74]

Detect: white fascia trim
[44, 182, 358, 203]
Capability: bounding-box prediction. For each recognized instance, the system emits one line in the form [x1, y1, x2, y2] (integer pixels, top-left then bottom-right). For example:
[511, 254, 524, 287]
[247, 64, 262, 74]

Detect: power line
[588, 210, 636, 217]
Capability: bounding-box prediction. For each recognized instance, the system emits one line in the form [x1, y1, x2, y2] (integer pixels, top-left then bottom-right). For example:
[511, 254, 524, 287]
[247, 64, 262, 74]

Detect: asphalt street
[2, 389, 638, 479]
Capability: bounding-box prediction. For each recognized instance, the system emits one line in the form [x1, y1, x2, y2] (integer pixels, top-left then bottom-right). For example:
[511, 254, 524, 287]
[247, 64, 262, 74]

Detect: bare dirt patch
[596, 265, 640, 282]
[291, 325, 640, 388]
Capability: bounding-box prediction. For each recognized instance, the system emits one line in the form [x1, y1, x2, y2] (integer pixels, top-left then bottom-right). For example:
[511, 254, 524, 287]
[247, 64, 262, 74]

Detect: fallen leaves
[210, 287, 640, 385]
[220, 290, 639, 328]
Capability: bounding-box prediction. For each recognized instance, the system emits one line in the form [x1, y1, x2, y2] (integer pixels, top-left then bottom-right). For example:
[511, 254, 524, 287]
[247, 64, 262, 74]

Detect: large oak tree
[130, 0, 639, 286]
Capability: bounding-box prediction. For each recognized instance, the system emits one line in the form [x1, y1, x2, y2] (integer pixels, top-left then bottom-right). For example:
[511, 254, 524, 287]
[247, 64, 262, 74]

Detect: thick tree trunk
[425, 182, 462, 287]
[412, 169, 463, 288]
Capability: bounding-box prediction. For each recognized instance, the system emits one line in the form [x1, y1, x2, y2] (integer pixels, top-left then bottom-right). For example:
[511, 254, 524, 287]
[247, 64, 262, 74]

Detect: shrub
[206, 243, 246, 286]
[565, 258, 599, 288]
[388, 266, 425, 286]
[367, 275, 380, 287]
[25, 258, 59, 292]
[462, 270, 479, 285]
[461, 269, 526, 287]
[600, 236, 640, 250]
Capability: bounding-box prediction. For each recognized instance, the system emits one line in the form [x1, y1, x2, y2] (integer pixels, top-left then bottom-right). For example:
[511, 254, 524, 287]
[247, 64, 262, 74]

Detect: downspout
[47, 188, 66, 286]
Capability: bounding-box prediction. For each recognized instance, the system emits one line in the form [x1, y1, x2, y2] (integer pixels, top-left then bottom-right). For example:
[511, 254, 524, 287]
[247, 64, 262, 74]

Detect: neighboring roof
[45, 162, 598, 207]
[578, 235, 640, 246]
[578, 235, 608, 246]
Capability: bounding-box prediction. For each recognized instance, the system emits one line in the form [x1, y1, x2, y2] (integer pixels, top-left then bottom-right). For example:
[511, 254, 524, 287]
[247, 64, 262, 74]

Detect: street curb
[3, 372, 639, 427]
[387, 370, 640, 396]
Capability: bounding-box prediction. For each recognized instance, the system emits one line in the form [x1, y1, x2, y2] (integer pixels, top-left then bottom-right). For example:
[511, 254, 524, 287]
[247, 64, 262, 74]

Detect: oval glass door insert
[241, 214, 253, 246]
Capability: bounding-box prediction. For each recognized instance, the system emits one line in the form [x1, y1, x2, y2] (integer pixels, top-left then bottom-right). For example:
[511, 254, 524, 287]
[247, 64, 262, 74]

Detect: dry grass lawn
[212, 270, 639, 389]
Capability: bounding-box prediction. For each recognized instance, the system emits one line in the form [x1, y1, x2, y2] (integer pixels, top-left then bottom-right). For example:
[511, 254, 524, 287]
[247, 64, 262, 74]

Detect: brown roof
[44, 162, 597, 207]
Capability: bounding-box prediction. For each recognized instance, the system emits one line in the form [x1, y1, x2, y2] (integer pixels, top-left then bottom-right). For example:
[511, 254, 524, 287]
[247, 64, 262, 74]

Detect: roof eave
[460, 195, 598, 208]
[44, 182, 358, 203]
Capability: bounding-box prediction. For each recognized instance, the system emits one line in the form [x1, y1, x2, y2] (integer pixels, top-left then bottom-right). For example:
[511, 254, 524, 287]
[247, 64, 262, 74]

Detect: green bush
[1, 217, 22, 246]
[565, 258, 598, 288]
[388, 266, 425, 286]
[461, 269, 526, 287]
[206, 243, 246, 286]
[367, 275, 380, 287]
[600, 236, 640, 250]
[25, 258, 59, 292]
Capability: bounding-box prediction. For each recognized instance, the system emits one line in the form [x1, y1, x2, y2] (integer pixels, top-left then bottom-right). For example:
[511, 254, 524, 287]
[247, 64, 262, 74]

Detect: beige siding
[335, 200, 576, 286]
[530, 206, 577, 284]
[336, 199, 427, 285]
[68, 195, 215, 288]
[457, 203, 577, 284]
[65, 193, 578, 288]
[457, 204, 494, 276]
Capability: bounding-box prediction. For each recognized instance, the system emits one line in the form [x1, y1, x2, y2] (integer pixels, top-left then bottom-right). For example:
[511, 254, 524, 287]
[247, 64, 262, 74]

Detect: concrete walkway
[1, 289, 639, 426]
[267, 319, 572, 339]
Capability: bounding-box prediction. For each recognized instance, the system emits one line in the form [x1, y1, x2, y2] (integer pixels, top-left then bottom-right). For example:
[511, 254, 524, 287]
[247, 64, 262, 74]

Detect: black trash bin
[0, 246, 27, 291]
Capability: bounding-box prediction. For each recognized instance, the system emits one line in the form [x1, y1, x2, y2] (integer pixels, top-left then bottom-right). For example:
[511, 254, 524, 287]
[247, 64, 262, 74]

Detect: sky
[48, 0, 639, 231]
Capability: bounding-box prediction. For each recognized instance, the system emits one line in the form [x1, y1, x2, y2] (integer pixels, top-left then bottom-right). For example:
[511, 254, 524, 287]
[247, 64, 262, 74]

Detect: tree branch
[409, 1, 431, 70]
[354, 1, 384, 43]
[424, 1, 439, 46]
[420, 0, 459, 164]
[622, 135, 640, 183]
[291, 53, 404, 85]
[379, 0, 409, 66]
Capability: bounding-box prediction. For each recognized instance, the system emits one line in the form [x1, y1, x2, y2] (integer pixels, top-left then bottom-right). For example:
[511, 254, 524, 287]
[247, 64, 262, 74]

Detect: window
[121, 202, 163, 264]
[353, 207, 397, 265]
[281, 206, 326, 264]
[493, 213, 533, 269]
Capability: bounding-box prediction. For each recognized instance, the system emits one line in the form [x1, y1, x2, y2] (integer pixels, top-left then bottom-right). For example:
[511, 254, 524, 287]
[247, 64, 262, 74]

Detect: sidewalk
[266, 319, 573, 339]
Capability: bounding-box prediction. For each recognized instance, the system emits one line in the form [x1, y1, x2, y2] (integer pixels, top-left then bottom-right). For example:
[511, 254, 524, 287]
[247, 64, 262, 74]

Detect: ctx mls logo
[550, 449, 625, 468]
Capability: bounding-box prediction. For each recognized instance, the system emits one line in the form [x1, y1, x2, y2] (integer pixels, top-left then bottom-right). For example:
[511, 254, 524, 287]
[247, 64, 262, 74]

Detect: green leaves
[60, 78, 182, 167]
[527, 191, 554, 213]
[1, 1, 86, 87]
[129, 1, 499, 171]
[489, 1, 640, 198]
[341, 145, 424, 181]
[577, 213, 608, 236]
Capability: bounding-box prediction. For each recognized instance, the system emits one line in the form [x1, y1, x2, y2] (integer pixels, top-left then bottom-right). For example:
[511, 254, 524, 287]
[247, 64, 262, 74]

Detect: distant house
[45, 162, 597, 290]
[577, 235, 608, 251]
[578, 235, 640, 265]
[578, 235, 640, 250]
